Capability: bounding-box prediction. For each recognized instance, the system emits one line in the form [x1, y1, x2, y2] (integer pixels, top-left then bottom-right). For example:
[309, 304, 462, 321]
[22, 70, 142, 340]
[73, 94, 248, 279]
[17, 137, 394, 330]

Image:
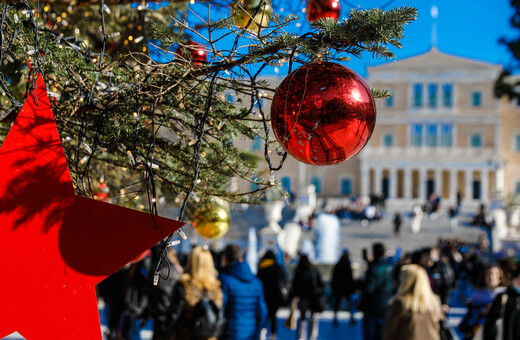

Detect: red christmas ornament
[0, 74, 184, 340]
[176, 41, 207, 65]
[271, 62, 376, 166]
[306, 0, 341, 24]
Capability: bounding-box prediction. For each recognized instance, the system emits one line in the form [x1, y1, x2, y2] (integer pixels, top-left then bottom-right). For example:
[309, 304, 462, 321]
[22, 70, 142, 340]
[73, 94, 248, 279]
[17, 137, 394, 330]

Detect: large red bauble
[306, 0, 341, 24]
[176, 41, 207, 65]
[271, 62, 376, 166]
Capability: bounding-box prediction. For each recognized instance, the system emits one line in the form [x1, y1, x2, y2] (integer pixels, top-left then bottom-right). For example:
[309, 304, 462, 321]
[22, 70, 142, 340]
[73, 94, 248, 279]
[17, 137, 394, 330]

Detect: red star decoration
[0, 75, 184, 339]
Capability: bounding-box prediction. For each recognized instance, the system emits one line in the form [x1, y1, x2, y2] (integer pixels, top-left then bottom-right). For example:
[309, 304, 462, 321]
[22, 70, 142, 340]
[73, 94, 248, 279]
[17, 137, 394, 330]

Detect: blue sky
[162, 0, 517, 77]
[347, 0, 517, 76]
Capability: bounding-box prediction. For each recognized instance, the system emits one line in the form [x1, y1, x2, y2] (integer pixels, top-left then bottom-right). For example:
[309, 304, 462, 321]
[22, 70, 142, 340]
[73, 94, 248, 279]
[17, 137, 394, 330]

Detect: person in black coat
[290, 254, 325, 340]
[257, 250, 288, 339]
[330, 250, 356, 326]
[483, 266, 520, 340]
[148, 248, 184, 340]
[393, 212, 402, 236]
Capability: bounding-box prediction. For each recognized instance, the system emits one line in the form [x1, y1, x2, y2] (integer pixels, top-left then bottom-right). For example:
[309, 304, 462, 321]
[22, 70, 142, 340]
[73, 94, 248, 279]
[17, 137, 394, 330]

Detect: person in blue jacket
[219, 244, 268, 340]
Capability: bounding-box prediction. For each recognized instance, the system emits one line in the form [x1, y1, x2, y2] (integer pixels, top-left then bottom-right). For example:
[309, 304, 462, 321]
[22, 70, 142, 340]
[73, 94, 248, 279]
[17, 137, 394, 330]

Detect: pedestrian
[483, 265, 520, 340]
[290, 254, 326, 340]
[219, 244, 268, 340]
[458, 264, 506, 339]
[148, 247, 184, 340]
[119, 252, 153, 340]
[360, 242, 394, 340]
[429, 247, 455, 306]
[257, 250, 288, 340]
[411, 205, 423, 233]
[166, 245, 223, 340]
[383, 264, 443, 340]
[393, 212, 402, 236]
[448, 207, 457, 232]
[330, 250, 356, 326]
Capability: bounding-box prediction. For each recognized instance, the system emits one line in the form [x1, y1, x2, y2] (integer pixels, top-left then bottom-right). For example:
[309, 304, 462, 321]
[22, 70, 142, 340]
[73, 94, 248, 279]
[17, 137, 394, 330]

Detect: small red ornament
[306, 0, 341, 24]
[176, 41, 207, 65]
[271, 62, 376, 166]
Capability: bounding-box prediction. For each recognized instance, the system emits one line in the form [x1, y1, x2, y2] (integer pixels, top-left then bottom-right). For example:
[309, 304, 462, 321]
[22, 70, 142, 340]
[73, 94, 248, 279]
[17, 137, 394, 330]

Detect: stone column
[419, 167, 427, 201]
[390, 167, 397, 199]
[361, 165, 370, 198]
[481, 168, 489, 202]
[374, 167, 382, 194]
[435, 168, 443, 199]
[404, 167, 412, 199]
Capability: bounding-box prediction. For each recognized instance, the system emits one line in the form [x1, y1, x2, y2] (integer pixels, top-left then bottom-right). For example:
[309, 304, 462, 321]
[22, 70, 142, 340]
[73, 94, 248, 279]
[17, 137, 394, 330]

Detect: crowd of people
[97, 234, 520, 340]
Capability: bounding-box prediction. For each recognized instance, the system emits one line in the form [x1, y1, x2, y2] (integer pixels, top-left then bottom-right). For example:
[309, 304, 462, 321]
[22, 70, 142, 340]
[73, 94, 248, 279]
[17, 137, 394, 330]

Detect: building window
[426, 124, 438, 147]
[440, 124, 453, 147]
[442, 84, 453, 107]
[411, 124, 423, 147]
[515, 135, 520, 152]
[470, 134, 482, 148]
[340, 178, 352, 195]
[383, 134, 394, 147]
[251, 135, 262, 151]
[281, 176, 291, 193]
[310, 176, 322, 194]
[428, 84, 438, 107]
[385, 93, 394, 107]
[472, 92, 482, 107]
[413, 83, 423, 107]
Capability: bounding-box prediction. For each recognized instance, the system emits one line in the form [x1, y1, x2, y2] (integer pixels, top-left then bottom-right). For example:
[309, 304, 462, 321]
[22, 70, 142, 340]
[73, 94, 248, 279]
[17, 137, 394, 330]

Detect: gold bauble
[232, 0, 272, 33]
[191, 204, 230, 239]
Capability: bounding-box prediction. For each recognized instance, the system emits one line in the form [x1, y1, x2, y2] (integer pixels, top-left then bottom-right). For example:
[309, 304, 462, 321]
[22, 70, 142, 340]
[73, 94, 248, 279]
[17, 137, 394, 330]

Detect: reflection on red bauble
[271, 62, 376, 166]
[306, 0, 341, 24]
[176, 41, 207, 65]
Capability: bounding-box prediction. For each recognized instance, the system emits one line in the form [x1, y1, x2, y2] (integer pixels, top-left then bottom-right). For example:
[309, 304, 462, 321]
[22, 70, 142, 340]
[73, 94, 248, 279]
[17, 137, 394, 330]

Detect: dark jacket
[219, 261, 268, 340]
[257, 258, 288, 311]
[291, 266, 326, 313]
[430, 257, 455, 305]
[483, 287, 520, 340]
[360, 259, 395, 317]
[149, 262, 183, 340]
[331, 254, 355, 298]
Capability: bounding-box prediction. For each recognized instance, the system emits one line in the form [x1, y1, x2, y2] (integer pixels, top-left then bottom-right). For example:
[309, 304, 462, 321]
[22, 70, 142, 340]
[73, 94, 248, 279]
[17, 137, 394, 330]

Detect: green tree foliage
[0, 1, 416, 214]
[496, 0, 520, 99]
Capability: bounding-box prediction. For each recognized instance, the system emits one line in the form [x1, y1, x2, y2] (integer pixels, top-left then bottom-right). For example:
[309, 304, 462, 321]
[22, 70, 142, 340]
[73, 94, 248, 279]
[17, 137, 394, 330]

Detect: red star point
[0, 75, 184, 339]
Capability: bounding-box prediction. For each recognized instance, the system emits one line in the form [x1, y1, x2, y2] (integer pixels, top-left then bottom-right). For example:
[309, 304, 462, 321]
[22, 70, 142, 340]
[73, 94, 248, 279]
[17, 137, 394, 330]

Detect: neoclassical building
[237, 48, 520, 210]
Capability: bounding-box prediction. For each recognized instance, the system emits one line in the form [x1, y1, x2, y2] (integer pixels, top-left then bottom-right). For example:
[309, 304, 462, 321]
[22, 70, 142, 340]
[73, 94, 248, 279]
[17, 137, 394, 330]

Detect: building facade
[238, 48, 520, 210]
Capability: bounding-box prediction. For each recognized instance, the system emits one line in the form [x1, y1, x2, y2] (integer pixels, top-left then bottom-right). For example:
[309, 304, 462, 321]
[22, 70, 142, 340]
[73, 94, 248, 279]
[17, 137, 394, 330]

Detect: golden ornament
[191, 203, 230, 239]
[232, 0, 272, 34]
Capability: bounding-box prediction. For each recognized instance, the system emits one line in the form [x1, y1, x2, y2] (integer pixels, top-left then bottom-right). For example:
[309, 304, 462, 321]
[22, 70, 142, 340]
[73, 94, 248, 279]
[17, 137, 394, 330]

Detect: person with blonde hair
[166, 246, 223, 340]
[383, 264, 443, 340]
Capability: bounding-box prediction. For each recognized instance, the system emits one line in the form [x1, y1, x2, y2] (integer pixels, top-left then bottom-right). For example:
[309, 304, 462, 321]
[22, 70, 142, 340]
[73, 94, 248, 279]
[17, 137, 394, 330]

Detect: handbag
[284, 301, 297, 330]
[439, 320, 458, 340]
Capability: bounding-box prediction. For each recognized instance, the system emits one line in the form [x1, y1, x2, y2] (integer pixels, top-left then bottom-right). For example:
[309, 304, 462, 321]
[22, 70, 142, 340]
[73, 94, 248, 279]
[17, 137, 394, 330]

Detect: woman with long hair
[383, 264, 443, 340]
[166, 246, 223, 340]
